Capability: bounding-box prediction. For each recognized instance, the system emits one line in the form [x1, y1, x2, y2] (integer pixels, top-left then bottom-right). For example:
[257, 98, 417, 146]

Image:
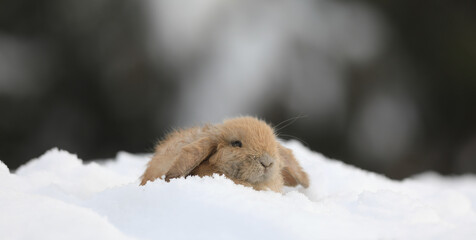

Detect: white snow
[1, 141, 475, 239]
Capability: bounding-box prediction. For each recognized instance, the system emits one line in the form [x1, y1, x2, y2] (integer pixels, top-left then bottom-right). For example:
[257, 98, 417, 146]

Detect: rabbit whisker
[274, 114, 307, 133]
[277, 134, 310, 148]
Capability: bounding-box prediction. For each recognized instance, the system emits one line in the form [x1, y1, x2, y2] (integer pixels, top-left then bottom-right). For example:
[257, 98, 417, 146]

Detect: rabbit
[140, 116, 309, 192]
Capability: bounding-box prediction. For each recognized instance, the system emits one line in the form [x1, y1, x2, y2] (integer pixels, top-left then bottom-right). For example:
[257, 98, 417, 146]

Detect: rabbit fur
[140, 117, 309, 192]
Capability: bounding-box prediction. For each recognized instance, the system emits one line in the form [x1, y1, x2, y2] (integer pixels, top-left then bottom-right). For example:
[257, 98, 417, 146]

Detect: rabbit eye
[231, 140, 242, 148]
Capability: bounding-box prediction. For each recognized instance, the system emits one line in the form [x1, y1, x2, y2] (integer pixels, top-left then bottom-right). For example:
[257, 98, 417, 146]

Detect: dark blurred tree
[0, 0, 178, 169]
[380, 1, 476, 176]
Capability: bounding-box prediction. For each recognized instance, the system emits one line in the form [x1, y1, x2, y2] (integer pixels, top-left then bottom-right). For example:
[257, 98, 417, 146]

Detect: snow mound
[1, 141, 475, 239]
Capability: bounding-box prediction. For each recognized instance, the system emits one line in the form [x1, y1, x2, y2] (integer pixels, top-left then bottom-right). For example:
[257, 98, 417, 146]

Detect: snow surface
[1, 140, 475, 239]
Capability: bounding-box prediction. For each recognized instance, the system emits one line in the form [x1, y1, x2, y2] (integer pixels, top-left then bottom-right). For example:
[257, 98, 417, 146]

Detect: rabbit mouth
[244, 164, 275, 184]
[225, 161, 274, 184]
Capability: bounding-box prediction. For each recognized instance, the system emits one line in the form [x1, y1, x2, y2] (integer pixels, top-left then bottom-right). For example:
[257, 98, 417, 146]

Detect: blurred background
[1, 0, 475, 179]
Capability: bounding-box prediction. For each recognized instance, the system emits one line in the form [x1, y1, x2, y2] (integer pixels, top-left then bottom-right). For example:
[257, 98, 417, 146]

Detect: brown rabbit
[140, 117, 309, 192]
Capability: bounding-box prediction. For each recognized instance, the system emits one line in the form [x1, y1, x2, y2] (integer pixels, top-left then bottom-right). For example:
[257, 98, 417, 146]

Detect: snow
[1, 141, 475, 239]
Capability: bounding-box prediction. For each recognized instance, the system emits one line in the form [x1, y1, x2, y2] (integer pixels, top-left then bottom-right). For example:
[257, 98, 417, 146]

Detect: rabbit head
[201, 117, 281, 185]
[140, 117, 309, 192]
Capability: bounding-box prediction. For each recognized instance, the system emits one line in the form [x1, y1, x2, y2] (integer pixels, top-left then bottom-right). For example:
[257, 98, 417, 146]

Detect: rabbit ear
[278, 144, 310, 188]
[140, 126, 218, 185]
[164, 136, 216, 180]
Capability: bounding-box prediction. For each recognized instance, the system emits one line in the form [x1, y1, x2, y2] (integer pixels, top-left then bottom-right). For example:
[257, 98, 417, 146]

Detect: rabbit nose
[259, 154, 274, 168]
